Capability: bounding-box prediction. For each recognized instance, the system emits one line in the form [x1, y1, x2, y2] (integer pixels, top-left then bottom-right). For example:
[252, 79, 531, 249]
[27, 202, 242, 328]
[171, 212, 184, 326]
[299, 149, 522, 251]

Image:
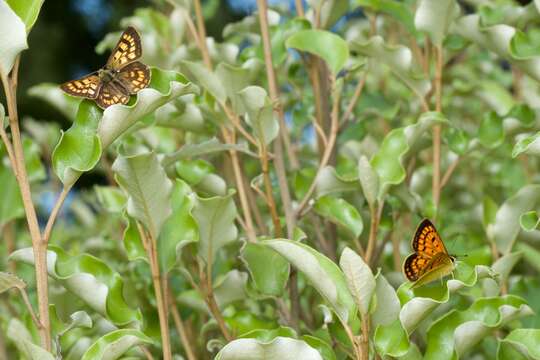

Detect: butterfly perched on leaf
[60, 27, 150, 109]
[403, 219, 456, 288]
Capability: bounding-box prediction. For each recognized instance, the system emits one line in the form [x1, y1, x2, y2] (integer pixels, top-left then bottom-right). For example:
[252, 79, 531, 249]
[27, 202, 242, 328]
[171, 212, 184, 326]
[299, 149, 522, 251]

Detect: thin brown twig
[295, 77, 341, 217]
[168, 287, 197, 360]
[364, 202, 384, 265]
[440, 157, 460, 190]
[1, 56, 51, 350]
[42, 185, 71, 245]
[256, 0, 296, 238]
[136, 223, 172, 360]
[339, 71, 368, 130]
[432, 45, 444, 214]
[18, 287, 41, 331]
[294, 0, 304, 17]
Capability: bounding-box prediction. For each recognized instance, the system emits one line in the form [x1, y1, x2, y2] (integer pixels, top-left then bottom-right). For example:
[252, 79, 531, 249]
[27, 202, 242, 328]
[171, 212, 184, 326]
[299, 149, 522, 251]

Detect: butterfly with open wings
[61, 27, 150, 109]
[403, 219, 456, 288]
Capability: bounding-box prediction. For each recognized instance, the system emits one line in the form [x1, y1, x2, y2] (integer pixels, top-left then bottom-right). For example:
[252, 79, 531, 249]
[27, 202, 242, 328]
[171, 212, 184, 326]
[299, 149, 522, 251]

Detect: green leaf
[10, 246, 142, 326]
[286, 29, 349, 75]
[6, 0, 44, 31]
[180, 60, 226, 103]
[158, 179, 198, 273]
[498, 329, 540, 359]
[453, 15, 540, 82]
[414, 0, 460, 47]
[7, 319, 55, 360]
[0, 271, 25, 293]
[122, 215, 147, 262]
[516, 242, 540, 274]
[265, 239, 356, 323]
[350, 36, 430, 98]
[162, 137, 250, 167]
[95, 186, 127, 213]
[193, 190, 238, 264]
[372, 111, 445, 198]
[314, 196, 363, 238]
[374, 319, 409, 357]
[215, 337, 323, 360]
[113, 152, 173, 240]
[492, 184, 540, 254]
[520, 211, 540, 231]
[358, 155, 379, 209]
[81, 329, 153, 360]
[492, 252, 522, 284]
[398, 262, 495, 334]
[339, 247, 375, 315]
[238, 86, 279, 145]
[0, 0, 28, 77]
[371, 273, 400, 327]
[0, 159, 23, 226]
[444, 127, 470, 155]
[241, 242, 290, 297]
[478, 111, 504, 148]
[52, 100, 102, 186]
[216, 62, 252, 114]
[513, 131, 540, 158]
[316, 166, 359, 198]
[425, 296, 533, 360]
[214, 270, 248, 308]
[354, 0, 416, 34]
[28, 83, 80, 121]
[510, 29, 540, 60]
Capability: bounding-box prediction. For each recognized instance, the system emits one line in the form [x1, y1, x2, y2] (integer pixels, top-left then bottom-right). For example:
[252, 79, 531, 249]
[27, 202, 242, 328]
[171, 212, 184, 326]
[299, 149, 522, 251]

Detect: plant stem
[432, 45, 444, 213]
[192, 0, 212, 70]
[295, 78, 341, 217]
[360, 315, 369, 360]
[294, 0, 304, 17]
[1, 57, 51, 350]
[256, 0, 297, 238]
[338, 316, 362, 360]
[42, 185, 71, 245]
[365, 202, 383, 265]
[339, 71, 367, 129]
[18, 287, 41, 330]
[137, 223, 172, 360]
[168, 292, 197, 360]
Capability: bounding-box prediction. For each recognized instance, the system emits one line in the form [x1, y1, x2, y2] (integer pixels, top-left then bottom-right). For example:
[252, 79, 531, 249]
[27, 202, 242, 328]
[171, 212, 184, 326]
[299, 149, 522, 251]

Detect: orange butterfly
[60, 27, 150, 109]
[403, 219, 456, 288]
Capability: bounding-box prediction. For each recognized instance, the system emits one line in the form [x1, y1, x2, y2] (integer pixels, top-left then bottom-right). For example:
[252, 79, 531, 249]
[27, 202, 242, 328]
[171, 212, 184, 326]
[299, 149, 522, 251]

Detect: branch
[168, 292, 197, 360]
[432, 45, 444, 214]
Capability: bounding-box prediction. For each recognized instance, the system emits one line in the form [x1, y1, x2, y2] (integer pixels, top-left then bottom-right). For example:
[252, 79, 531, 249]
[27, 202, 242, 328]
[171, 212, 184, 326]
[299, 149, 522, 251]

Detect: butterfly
[60, 26, 150, 109]
[403, 219, 456, 288]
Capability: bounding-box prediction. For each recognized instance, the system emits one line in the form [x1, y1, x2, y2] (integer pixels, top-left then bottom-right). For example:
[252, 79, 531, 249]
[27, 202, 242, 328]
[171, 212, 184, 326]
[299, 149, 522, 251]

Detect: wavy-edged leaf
[492, 184, 540, 254]
[354, 0, 415, 34]
[350, 36, 430, 98]
[415, 0, 460, 47]
[286, 29, 349, 75]
[241, 242, 290, 297]
[315, 196, 363, 238]
[371, 273, 400, 327]
[0, 0, 28, 77]
[339, 247, 374, 315]
[10, 246, 142, 326]
[425, 296, 533, 360]
[497, 328, 540, 359]
[214, 270, 248, 308]
[478, 111, 504, 148]
[215, 337, 323, 360]
[193, 189, 238, 264]
[265, 239, 356, 323]
[316, 166, 359, 197]
[95, 186, 127, 213]
[453, 15, 540, 82]
[113, 151, 173, 240]
[52, 100, 102, 186]
[371, 111, 446, 198]
[81, 329, 153, 360]
[179, 60, 226, 103]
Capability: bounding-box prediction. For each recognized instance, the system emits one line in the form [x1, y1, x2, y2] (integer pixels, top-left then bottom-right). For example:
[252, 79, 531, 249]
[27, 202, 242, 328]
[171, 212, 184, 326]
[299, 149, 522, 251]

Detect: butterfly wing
[403, 253, 429, 281]
[411, 219, 448, 257]
[95, 82, 129, 109]
[116, 61, 151, 94]
[106, 26, 143, 70]
[60, 73, 101, 99]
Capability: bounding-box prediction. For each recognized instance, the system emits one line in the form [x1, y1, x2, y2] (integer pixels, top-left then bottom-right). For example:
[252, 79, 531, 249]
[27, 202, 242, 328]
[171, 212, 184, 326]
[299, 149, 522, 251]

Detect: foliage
[1, 0, 540, 359]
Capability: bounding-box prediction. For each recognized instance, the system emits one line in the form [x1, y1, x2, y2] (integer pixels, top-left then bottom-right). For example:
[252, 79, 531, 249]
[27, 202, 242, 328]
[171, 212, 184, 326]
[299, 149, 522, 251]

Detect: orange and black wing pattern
[403, 219, 449, 282]
[106, 26, 143, 70]
[116, 61, 151, 94]
[60, 73, 101, 99]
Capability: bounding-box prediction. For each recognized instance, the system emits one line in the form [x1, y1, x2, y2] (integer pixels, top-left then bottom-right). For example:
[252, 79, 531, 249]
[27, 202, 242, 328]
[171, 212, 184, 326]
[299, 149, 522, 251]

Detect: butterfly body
[403, 219, 456, 288]
[61, 27, 150, 109]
